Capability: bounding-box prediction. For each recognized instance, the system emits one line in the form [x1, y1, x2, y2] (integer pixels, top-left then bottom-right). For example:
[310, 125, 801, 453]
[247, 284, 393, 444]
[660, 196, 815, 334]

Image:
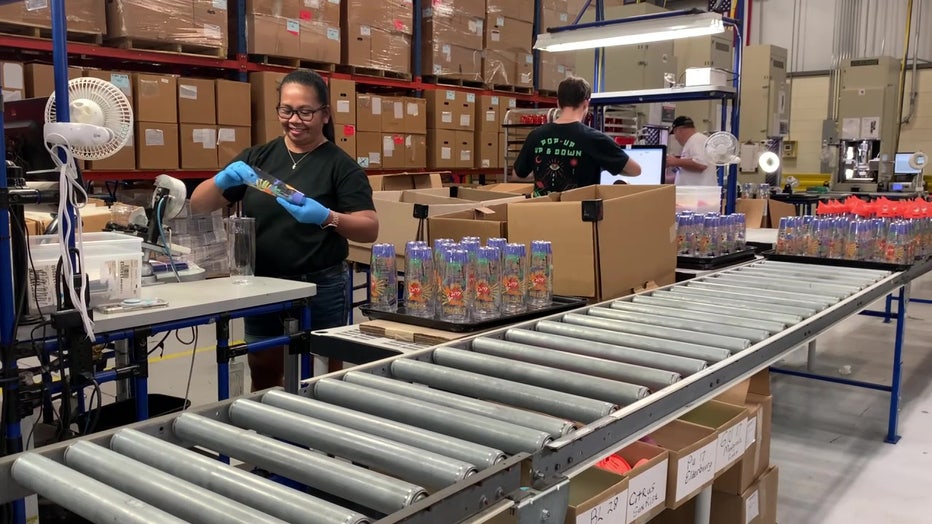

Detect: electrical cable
[156, 197, 182, 283]
[182, 327, 198, 411]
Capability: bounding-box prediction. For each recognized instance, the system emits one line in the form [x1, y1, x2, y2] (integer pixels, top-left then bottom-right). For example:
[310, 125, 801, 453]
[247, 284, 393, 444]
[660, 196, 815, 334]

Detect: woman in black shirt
[191, 69, 378, 391]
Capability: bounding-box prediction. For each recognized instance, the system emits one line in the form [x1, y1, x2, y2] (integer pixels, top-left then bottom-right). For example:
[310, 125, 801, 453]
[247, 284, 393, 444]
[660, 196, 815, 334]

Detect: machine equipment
[738, 45, 791, 187]
[828, 57, 901, 193]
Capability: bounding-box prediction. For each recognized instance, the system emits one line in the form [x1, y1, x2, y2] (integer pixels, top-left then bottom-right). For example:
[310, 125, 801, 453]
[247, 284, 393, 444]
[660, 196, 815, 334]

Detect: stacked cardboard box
[474, 95, 515, 169]
[329, 78, 358, 159]
[216, 80, 253, 166]
[0, 61, 25, 103]
[245, 0, 340, 64]
[356, 93, 428, 170]
[483, 0, 535, 88]
[425, 89, 475, 169]
[249, 71, 287, 145]
[105, 0, 227, 51]
[422, 0, 485, 82]
[0, 1, 105, 37]
[538, 0, 576, 91]
[341, 0, 413, 74]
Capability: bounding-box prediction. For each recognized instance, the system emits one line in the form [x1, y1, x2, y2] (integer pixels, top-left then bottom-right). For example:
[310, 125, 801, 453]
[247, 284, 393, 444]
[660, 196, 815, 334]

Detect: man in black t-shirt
[191, 69, 378, 391]
[513, 76, 641, 194]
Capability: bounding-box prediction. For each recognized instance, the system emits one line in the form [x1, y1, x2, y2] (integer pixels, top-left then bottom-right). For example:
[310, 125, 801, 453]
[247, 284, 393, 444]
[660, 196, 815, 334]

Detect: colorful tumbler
[472, 246, 502, 320]
[528, 241, 554, 308]
[404, 246, 434, 318]
[501, 243, 528, 314]
[370, 243, 398, 312]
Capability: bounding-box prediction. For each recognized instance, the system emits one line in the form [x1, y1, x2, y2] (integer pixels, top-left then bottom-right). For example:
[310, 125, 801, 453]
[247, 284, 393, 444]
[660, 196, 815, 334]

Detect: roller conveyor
[0, 259, 922, 524]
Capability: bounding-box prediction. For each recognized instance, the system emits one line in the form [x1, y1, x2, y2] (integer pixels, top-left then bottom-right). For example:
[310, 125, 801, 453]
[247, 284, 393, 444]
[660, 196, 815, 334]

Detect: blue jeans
[244, 262, 349, 340]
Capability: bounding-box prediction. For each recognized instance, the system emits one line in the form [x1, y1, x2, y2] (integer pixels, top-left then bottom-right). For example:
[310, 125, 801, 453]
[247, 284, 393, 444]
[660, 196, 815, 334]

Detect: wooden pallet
[108, 37, 227, 58]
[422, 75, 485, 89]
[336, 64, 412, 81]
[250, 54, 337, 72]
[490, 84, 535, 94]
[0, 21, 102, 44]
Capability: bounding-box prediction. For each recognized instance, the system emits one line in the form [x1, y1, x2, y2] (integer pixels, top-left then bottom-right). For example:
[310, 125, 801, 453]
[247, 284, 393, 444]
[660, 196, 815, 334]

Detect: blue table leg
[134, 375, 148, 421]
[886, 285, 908, 444]
[884, 292, 893, 323]
[216, 317, 230, 401]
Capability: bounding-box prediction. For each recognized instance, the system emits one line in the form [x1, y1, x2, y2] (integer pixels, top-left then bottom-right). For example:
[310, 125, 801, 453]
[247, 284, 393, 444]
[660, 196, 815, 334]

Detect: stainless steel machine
[830, 57, 900, 192]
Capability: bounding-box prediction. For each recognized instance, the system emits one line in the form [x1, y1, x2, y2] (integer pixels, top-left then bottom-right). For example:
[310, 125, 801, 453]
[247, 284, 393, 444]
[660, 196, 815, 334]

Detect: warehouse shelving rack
[0, 0, 558, 183]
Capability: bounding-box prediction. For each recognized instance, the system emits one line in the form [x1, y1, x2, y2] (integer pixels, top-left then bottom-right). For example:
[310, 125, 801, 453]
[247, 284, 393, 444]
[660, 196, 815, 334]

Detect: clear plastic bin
[676, 186, 723, 214]
[27, 232, 143, 314]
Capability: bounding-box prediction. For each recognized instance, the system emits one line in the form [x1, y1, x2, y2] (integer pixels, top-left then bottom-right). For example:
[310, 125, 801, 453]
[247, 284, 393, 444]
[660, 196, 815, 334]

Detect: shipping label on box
[626, 458, 668, 523]
[715, 418, 748, 473]
[674, 440, 716, 503]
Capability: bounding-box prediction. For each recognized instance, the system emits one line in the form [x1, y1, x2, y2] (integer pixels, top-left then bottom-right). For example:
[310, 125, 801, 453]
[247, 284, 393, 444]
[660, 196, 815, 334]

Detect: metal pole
[587, 307, 770, 342]
[886, 285, 908, 444]
[261, 390, 506, 470]
[114, 339, 131, 401]
[504, 329, 707, 376]
[11, 453, 187, 524]
[432, 347, 649, 405]
[64, 441, 287, 524]
[342, 371, 572, 438]
[609, 301, 786, 333]
[694, 486, 712, 524]
[313, 378, 554, 453]
[172, 413, 427, 514]
[110, 429, 370, 524]
[535, 321, 732, 362]
[283, 318, 300, 394]
[471, 338, 680, 390]
[390, 358, 617, 423]
[631, 295, 802, 325]
[228, 399, 478, 490]
[561, 313, 752, 352]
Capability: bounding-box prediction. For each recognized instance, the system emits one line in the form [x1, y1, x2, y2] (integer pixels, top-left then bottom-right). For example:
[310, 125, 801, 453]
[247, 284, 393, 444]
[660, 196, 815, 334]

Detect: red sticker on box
[393, 19, 405, 31]
[393, 135, 404, 144]
[344, 125, 356, 136]
[300, 10, 312, 20]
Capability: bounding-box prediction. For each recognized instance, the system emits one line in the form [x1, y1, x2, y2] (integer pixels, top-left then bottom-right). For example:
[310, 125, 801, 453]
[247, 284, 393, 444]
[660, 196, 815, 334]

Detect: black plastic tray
[677, 248, 757, 271]
[761, 250, 917, 272]
[359, 295, 588, 333]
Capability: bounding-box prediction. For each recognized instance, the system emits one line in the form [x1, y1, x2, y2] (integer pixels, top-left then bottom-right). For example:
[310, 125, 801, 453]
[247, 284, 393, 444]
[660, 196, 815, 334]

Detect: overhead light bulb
[758, 152, 781, 174]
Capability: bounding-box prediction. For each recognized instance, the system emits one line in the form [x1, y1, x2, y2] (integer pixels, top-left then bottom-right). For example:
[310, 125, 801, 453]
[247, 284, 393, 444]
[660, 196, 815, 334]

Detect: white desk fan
[704, 131, 741, 166]
[43, 77, 134, 339]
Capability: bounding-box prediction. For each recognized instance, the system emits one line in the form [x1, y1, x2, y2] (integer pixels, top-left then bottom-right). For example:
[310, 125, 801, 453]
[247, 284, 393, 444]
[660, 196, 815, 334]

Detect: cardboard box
[422, 14, 484, 50]
[405, 97, 427, 134]
[136, 122, 179, 170]
[506, 185, 676, 300]
[343, 23, 412, 73]
[254, 120, 283, 145]
[0, 61, 23, 102]
[369, 172, 444, 192]
[480, 182, 535, 195]
[177, 78, 216, 125]
[382, 133, 406, 169]
[299, 20, 341, 64]
[334, 124, 357, 159]
[484, 16, 533, 54]
[615, 442, 670, 523]
[455, 130, 474, 169]
[179, 124, 219, 170]
[356, 131, 382, 169]
[483, 50, 516, 86]
[428, 203, 509, 244]
[476, 131, 500, 169]
[381, 97, 406, 133]
[215, 79, 252, 127]
[249, 71, 286, 122]
[425, 90, 457, 130]
[217, 126, 251, 167]
[85, 68, 136, 170]
[486, 0, 535, 22]
[429, 128, 457, 168]
[711, 466, 779, 524]
[428, 0, 485, 19]
[329, 78, 356, 125]
[0, 0, 104, 34]
[564, 468, 628, 524]
[476, 95, 502, 133]
[404, 134, 428, 169]
[356, 94, 383, 132]
[134, 74, 177, 124]
[651, 419, 718, 509]
[515, 52, 535, 88]
[106, 0, 191, 42]
[540, 55, 574, 92]
[542, 8, 570, 30]
[193, 0, 229, 50]
[423, 42, 483, 80]
[24, 63, 81, 98]
[342, 0, 414, 34]
[246, 14, 301, 58]
[678, 401, 749, 476]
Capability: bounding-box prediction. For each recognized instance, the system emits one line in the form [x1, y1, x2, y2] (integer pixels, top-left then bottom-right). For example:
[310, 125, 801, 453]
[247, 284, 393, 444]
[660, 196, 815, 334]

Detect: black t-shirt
[223, 138, 374, 277]
[513, 122, 630, 193]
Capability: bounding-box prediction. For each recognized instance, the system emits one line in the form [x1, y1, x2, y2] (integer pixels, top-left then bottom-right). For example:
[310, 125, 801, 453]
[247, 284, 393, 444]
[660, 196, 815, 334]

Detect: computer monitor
[4, 97, 57, 175]
[600, 145, 667, 185]
[894, 152, 923, 174]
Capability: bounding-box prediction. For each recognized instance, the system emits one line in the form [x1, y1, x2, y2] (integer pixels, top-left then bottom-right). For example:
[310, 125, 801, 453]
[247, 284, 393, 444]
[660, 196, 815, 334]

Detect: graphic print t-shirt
[513, 122, 630, 193]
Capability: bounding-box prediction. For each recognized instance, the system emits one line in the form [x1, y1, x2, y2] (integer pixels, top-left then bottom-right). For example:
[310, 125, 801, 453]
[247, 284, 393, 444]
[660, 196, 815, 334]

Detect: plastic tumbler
[439, 249, 469, 322]
[472, 246, 502, 320]
[227, 216, 255, 285]
[501, 243, 528, 314]
[404, 246, 434, 317]
[528, 241, 554, 309]
[249, 167, 306, 205]
[369, 243, 398, 312]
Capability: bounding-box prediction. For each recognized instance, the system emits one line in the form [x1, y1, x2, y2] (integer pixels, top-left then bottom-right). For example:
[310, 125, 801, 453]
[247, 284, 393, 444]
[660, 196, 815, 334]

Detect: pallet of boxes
[104, 0, 228, 57]
[483, 0, 535, 91]
[244, 0, 340, 67]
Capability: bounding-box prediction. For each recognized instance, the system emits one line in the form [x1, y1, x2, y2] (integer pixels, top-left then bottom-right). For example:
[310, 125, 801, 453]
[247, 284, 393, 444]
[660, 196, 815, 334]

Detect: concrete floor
[90, 270, 932, 523]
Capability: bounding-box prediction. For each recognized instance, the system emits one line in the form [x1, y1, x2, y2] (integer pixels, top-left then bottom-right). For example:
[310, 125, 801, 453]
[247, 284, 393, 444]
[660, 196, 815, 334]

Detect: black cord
[175, 327, 196, 346]
[182, 328, 199, 411]
[148, 330, 172, 357]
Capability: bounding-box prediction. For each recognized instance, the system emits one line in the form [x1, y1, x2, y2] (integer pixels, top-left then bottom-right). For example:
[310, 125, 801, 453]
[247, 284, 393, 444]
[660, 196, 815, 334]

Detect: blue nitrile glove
[277, 196, 331, 225]
[215, 161, 258, 191]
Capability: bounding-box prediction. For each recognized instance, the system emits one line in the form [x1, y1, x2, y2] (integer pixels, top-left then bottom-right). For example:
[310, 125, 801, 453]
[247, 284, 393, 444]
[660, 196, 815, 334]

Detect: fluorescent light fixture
[758, 151, 781, 174]
[535, 11, 725, 52]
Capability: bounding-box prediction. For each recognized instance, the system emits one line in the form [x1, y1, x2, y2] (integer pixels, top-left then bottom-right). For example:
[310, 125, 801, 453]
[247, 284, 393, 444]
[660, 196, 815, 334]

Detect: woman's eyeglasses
[277, 105, 328, 121]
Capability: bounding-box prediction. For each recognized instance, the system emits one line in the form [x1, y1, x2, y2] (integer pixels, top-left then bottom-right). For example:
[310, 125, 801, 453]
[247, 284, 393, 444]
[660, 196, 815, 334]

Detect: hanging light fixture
[535, 10, 726, 53]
